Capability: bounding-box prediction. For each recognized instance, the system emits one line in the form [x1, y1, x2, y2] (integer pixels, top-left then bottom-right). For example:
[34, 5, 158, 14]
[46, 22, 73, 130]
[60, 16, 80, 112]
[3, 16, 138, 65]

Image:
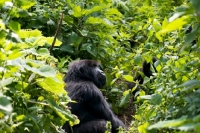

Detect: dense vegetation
[0, 0, 200, 132]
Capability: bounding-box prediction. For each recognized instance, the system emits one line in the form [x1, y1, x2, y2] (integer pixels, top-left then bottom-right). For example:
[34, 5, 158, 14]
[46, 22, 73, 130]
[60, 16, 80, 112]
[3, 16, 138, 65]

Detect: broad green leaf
[106, 8, 122, 16]
[150, 94, 162, 105]
[153, 19, 161, 31]
[64, 15, 74, 24]
[140, 94, 162, 105]
[191, 0, 200, 12]
[162, 17, 168, 28]
[184, 24, 199, 45]
[138, 122, 149, 133]
[18, 29, 42, 38]
[8, 50, 23, 60]
[9, 32, 22, 43]
[177, 123, 200, 131]
[38, 65, 56, 77]
[81, 43, 97, 57]
[123, 75, 133, 82]
[0, 19, 5, 30]
[148, 119, 187, 129]
[0, 94, 12, 112]
[160, 16, 190, 34]
[36, 74, 66, 94]
[8, 21, 21, 33]
[169, 12, 185, 22]
[37, 48, 49, 55]
[16, 0, 36, 9]
[86, 17, 113, 28]
[85, 5, 107, 16]
[179, 80, 200, 91]
[24, 64, 56, 77]
[2, 2, 13, 10]
[47, 97, 78, 125]
[71, 6, 83, 17]
[0, 78, 13, 88]
[134, 54, 142, 65]
[119, 93, 130, 107]
[46, 37, 62, 46]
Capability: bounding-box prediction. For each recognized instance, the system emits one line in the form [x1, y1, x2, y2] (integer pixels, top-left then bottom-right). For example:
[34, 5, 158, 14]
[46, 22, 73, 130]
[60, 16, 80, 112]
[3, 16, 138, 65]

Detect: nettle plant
[0, 1, 78, 133]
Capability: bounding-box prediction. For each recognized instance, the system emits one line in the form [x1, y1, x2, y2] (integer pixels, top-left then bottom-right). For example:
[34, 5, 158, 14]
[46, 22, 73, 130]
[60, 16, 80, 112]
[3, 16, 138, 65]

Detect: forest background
[0, 0, 200, 133]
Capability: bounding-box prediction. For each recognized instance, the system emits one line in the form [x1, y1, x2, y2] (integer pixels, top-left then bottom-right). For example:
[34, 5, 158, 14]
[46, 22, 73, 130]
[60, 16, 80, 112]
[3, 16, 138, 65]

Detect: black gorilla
[127, 57, 157, 95]
[63, 60, 126, 133]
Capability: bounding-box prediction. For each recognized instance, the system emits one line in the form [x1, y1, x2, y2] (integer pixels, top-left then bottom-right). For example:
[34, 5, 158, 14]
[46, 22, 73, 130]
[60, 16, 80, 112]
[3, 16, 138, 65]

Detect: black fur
[127, 57, 157, 95]
[63, 60, 126, 133]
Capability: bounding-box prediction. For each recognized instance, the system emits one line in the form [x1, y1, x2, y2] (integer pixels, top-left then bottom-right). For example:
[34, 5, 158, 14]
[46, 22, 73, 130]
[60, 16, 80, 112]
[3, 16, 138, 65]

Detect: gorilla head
[65, 60, 106, 88]
[63, 60, 126, 133]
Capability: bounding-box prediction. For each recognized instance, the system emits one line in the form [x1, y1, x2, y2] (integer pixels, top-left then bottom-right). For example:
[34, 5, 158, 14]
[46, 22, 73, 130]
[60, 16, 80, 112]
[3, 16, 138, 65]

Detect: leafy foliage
[1, 0, 200, 133]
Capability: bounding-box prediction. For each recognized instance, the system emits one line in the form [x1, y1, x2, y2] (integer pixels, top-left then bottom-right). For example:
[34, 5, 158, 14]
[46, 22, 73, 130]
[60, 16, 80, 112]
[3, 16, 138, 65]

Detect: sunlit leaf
[123, 75, 133, 82]
[36, 73, 66, 94]
[160, 16, 190, 34]
[148, 119, 187, 129]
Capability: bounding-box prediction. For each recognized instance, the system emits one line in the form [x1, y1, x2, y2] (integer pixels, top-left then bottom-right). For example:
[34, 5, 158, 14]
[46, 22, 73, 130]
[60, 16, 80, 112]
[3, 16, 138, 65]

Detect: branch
[49, 13, 64, 55]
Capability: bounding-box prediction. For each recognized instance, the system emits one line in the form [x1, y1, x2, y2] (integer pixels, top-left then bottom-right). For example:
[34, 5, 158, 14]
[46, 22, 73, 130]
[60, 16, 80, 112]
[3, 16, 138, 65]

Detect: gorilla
[62, 60, 126, 133]
[127, 56, 157, 95]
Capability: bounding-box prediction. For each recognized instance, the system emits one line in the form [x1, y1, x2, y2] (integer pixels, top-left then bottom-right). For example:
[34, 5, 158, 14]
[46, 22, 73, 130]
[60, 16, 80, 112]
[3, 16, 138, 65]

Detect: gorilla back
[63, 60, 126, 133]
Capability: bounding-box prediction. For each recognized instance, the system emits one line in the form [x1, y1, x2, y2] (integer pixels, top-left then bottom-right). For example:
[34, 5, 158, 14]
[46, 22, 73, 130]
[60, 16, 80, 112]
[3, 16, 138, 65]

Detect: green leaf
[191, 0, 200, 12]
[140, 94, 162, 105]
[0, 78, 13, 88]
[119, 93, 130, 107]
[148, 119, 187, 130]
[36, 74, 66, 94]
[0, 93, 12, 112]
[8, 50, 23, 60]
[184, 24, 199, 45]
[8, 21, 21, 33]
[18, 29, 42, 38]
[123, 75, 133, 82]
[47, 97, 76, 123]
[85, 5, 107, 16]
[160, 16, 190, 34]
[134, 54, 142, 65]
[81, 43, 97, 57]
[16, 0, 36, 9]
[46, 37, 62, 46]
[38, 66, 56, 77]
[2, 1, 13, 10]
[37, 48, 49, 55]
[179, 80, 200, 91]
